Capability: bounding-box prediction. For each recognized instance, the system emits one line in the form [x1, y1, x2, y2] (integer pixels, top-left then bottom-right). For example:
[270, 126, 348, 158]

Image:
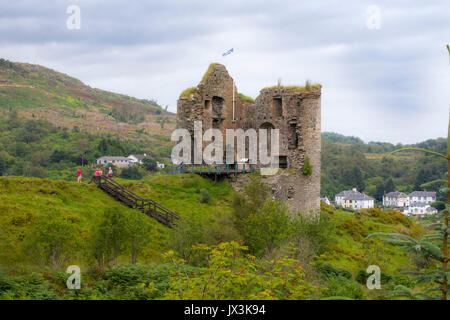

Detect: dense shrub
[199, 189, 211, 204]
[339, 219, 368, 240]
[321, 276, 366, 300]
[119, 166, 146, 180]
[0, 271, 60, 300]
[316, 263, 352, 280]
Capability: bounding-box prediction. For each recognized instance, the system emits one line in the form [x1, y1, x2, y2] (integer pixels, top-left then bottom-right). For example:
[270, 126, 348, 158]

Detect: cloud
[0, 0, 449, 143]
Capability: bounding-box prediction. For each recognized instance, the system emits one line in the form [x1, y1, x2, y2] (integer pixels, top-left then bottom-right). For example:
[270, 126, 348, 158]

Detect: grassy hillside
[0, 58, 176, 140]
[0, 174, 431, 299]
[0, 174, 231, 267]
[0, 113, 173, 180]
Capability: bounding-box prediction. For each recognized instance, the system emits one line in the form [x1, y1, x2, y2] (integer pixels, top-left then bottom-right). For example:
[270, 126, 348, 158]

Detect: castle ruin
[176, 63, 321, 214]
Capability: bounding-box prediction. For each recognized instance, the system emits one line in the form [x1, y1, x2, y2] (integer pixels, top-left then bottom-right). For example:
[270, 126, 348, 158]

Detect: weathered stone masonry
[176, 63, 321, 215]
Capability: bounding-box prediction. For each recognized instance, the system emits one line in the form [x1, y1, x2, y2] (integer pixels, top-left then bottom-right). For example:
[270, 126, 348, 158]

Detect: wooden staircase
[92, 175, 183, 228]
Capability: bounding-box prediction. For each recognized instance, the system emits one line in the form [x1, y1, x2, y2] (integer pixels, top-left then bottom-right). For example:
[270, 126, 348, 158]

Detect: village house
[383, 191, 408, 208]
[335, 188, 375, 210]
[320, 197, 331, 206]
[156, 161, 165, 169]
[407, 191, 436, 205]
[403, 202, 438, 216]
[127, 154, 150, 165]
[382, 190, 438, 216]
[96, 156, 131, 168]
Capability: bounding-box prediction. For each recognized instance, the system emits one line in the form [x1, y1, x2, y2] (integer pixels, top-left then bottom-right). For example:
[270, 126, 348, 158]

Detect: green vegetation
[237, 93, 255, 103]
[366, 114, 449, 300]
[201, 63, 222, 82]
[303, 156, 313, 176]
[261, 81, 322, 93]
[0, 112, 169, 180]
[0, 59, 164, 124]
[321, 132, 447, 202]
[0, 173, 431, 299]
[179, 87, 197, 99]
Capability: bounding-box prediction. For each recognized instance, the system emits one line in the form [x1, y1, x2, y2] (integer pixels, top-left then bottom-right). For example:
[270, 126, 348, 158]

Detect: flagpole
[222, 48, 235, 121]
[232, 78, 235, 121]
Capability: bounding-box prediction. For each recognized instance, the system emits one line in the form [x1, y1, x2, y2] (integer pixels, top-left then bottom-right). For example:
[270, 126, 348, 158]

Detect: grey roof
[408, 191, 436, 197]
[426, 207, 437, 213]
[336, 189, 374, 201]
[385, 191, 407, 198]
[335, 190, 352, 197]
[128, 154, 149, 161]
[97, 156, 130, 161]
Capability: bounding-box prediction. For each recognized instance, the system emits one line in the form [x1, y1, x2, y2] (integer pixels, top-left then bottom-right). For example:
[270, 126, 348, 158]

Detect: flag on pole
[222, 48, 234, 57]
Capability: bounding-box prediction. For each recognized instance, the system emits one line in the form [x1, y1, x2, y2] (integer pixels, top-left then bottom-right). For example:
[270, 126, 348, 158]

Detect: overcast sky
[0, 0, 449, 144]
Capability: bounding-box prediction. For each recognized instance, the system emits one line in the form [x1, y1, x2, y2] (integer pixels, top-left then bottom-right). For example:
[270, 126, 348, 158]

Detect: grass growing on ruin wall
[237, 93, 254, 103]
[179, 87, 197, 99]
[201, 63, 223, 82]
[261, 80, 322, 93]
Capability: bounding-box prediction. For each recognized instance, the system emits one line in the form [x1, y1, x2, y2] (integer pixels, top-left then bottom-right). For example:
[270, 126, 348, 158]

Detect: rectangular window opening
[273, 97, 282, 118]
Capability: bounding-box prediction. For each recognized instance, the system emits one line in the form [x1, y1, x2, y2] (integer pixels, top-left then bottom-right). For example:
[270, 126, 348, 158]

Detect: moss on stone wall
[179, 87, 198, 99]
[237, 93, 254, 103]
[302, 157, 313, 176]
[201, 63, 223, 82]
[261, 81, 321, 93]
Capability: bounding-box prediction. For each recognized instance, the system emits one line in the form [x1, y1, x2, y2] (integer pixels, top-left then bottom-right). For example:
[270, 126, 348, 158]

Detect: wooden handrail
[92, 175, 183, 227]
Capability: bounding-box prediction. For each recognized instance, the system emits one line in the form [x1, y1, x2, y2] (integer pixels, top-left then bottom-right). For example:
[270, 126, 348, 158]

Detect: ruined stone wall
[177, 63, 321, 215]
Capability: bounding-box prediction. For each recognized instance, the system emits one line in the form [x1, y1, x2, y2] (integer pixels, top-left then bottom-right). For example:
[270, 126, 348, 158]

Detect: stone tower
[176, 63, 321, 215]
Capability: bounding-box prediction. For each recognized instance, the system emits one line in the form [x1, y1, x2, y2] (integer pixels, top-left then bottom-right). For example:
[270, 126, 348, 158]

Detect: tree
[231, 177, 292, 256]
[240, 200, 292, 257]
[384, 178, 395, 193]
[371, 177, 385, 201]
[91, 208, 129, 268]
[414, 168, 429, 190]
[142, 157, 157, 171]
[25, 213, 79, 268]
[120, 166, 146, 180]
[126, 210, 152, 264]
[345, 166, 365, 191]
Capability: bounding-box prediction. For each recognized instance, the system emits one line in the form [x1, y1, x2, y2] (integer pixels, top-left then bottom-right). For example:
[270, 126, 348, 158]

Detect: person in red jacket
[77, 169, 82, 182]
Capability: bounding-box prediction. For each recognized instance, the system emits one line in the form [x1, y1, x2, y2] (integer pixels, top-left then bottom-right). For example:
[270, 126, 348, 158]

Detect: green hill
[0, 174, 430, 300]
[321, 132, 447, 202]
[0, 58, 176, 139]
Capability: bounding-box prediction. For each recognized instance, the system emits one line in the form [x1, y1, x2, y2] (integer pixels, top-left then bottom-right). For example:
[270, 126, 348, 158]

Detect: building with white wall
[407, 191, 436, 205]
[96, 156, 131, 168]
[335, 188, 375, 210]
[403, 203, 438, 216]
[383, 191, 408, 208]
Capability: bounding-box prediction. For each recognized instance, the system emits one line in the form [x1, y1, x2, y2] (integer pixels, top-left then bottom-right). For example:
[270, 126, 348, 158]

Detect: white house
[156, 161, 165, 169]
[403, 203, 438, 216]
[320, 197, 331, 206]
[383, 191, 408, 208]
[96, 156, 131, 168]
[335, 188, 375, 209]
[127, 154, 150, 165]
[407, 191, 436, 205]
